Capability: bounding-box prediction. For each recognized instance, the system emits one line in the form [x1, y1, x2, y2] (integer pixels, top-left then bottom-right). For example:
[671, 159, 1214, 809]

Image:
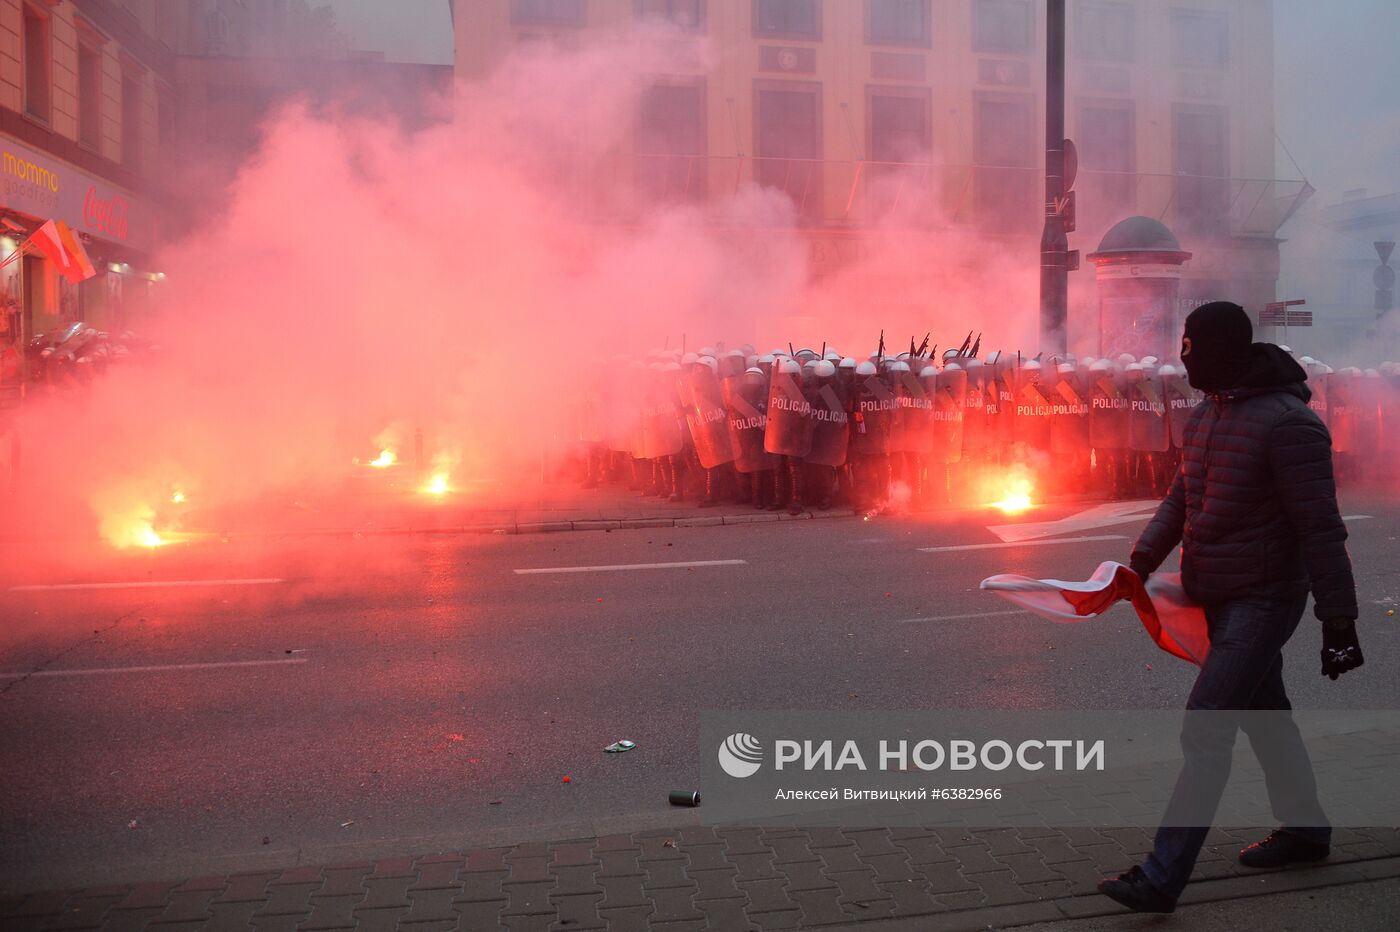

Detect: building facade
[1, 0, 450, 399]
[1276, 190, 1400, 363]
[455, 0, 1306, 349]
[1, 0, 183, 364]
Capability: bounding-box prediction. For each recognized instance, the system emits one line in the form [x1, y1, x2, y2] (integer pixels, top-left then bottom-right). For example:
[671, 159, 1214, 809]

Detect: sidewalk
[5, 824, 1398, 931]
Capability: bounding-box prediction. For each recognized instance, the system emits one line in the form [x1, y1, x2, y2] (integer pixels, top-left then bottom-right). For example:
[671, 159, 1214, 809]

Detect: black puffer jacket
[1131, 344, 1358, 620]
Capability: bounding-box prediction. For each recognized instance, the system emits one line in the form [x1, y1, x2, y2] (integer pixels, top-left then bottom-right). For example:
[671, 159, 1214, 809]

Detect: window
[1076, 1, 1133, 62]
[1173, 106, 1229, 234]
[753, 0, 820, 40]
[973, 0, 1032, 53]
[78, 43, 102, 149]
[973, 93, 1035, 230]
[866, 88, 932, 221]
[867, 0, 930, 47]
[635, 0, 703, 30]
[869, 91, 929, 163]
[510, 0, 584, 26]
[1171, 9, 1228, 69]
[635, 82, 706, 202]
[755, 83, 822, 221]
[122, 72, 143, 172]
[1078, 102, 1135, 213]
[22, 4, 51, 121]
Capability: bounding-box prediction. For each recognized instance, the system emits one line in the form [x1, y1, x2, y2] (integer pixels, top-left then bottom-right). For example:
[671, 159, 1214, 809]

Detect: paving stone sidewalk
[5, 824, 1399, 931]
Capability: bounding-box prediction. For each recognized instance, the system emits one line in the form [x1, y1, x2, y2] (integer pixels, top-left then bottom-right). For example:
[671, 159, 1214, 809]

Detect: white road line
[1343, 515, 1373, 522]
[918, 534, 1128, 553]
[0, 658, 308, 679]
[889, 610, 1031, 623]
[514, 560, 748, 575]
[8, 578, 285, 592]
[988, 501, 1158, 543]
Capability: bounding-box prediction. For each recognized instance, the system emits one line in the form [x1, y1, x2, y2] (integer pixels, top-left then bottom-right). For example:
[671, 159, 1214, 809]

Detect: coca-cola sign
[0, 136, 152, 251]
[84, 185, 131, 241]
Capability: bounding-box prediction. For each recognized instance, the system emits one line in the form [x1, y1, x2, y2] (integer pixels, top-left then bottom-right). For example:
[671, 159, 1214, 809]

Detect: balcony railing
[574, 154, 1311, 239]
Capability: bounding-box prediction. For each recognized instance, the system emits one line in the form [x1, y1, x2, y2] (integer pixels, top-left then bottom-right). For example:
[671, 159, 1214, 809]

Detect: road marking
[988, 501, 1158, 543]
[889, 610, 1031, 623]
[1343, 515, 1373, 522]
[8, 578, 285, 592]
[0, 658, 308, 679]
[514, 559, 748, 575]
[919, 534, 1128, 553]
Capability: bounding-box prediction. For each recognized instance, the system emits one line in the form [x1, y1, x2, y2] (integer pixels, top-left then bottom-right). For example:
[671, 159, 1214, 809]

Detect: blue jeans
[1141, 594, 1331, 900]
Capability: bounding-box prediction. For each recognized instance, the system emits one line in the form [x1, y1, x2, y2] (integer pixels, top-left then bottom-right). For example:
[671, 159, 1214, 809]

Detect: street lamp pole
[1040, 0, 1069, 356]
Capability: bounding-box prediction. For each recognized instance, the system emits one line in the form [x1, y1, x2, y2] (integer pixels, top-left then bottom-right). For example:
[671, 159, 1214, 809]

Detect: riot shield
[1089, 366, 1130, 450]
[1014, 362, 1052, 451]
[1161, 368, 1200, 450]
[764, 365, 815, 458]
[1128, 369, 1170, 453]
[640, 369, 684, 459]
[682, 365, 736, 469]
[1329, 369, 1358, 454]
[1358, 371, 1382, 455]
[894, 366, 934, 455]
[725, 370, 778, 473]
[807, 379, 850, 467]
[991, 359, 1016, 447]
[960, 362, 988, 456]
[1050, 366, 1090, 457]
[851, 372, 896, 456]
[934, 365, 966, 464]
[1304, 362, 1330, 427]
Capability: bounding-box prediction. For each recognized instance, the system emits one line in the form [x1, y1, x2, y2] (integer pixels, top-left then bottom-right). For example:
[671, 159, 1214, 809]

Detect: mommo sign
[1, 134, 153, 252]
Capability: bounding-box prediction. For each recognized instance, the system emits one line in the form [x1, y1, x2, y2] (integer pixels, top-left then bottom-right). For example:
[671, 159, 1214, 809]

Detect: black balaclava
[1181, 301, 1252, 391]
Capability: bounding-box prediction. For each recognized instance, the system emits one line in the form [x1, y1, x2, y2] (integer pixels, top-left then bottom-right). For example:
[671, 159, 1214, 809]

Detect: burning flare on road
[990, 481, 1034, 515]
[368, 449, 397, 469]
[100, 504, 166, 549]
[982, 466, 1037, 515]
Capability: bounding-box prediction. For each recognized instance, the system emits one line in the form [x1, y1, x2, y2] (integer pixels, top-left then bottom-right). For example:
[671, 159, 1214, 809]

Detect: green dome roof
[1095, 216, 1183, 253]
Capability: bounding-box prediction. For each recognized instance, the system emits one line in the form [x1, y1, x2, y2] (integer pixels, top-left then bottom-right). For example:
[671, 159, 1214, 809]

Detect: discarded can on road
[604, 740, 636, 753]
[669, 790, 701, 807]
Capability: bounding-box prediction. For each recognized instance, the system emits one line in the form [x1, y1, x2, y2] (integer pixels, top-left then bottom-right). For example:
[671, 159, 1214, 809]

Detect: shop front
[1, 133, 163, 385]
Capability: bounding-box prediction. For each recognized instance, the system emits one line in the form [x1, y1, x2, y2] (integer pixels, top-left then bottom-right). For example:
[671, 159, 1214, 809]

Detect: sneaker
[1239, 830, 1330, 868]
[1097, 865, 1175, 914]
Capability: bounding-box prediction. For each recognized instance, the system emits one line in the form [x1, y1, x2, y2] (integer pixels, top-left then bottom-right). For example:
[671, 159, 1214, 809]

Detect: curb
[509, 508, 849, 535]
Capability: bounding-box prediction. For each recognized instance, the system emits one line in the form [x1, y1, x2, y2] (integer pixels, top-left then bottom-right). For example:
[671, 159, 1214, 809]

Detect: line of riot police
[579, 343, 1400, 512]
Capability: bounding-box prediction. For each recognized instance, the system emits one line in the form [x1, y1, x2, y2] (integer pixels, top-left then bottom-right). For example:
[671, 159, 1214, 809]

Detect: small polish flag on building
[25, 219, 97, 284]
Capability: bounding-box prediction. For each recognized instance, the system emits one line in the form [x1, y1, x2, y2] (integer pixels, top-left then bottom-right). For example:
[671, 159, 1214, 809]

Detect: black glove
[1321, 619, 1364, 680]
[1128, 557, 1153, 586]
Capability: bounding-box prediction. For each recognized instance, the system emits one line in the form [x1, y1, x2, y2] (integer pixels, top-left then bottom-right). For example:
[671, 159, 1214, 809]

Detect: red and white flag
[25, 219, 97, 284]
[981, 561, 1209, 665]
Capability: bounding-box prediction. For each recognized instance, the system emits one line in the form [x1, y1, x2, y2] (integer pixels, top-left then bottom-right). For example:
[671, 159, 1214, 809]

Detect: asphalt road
[2, 496, 1397, 893]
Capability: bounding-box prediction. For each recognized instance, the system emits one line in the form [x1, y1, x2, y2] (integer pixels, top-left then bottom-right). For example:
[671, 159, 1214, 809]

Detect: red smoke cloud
[5, 31, 1042, 551]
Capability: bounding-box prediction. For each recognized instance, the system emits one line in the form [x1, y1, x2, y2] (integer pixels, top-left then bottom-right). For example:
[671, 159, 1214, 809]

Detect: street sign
[1260, 299, 1310, 327]
[1376, 241, 1395, 264]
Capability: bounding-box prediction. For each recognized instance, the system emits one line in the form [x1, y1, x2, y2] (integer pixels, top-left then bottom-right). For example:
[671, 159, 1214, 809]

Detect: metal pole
[1039, 0, 1068, 356]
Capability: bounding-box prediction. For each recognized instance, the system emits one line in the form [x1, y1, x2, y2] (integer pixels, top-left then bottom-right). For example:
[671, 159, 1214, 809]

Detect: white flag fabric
[981, 561, 1209, 666]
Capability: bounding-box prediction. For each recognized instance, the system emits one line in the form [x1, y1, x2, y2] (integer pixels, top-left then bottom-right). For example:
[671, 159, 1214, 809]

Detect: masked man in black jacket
[1099, 302, 1364, 913]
